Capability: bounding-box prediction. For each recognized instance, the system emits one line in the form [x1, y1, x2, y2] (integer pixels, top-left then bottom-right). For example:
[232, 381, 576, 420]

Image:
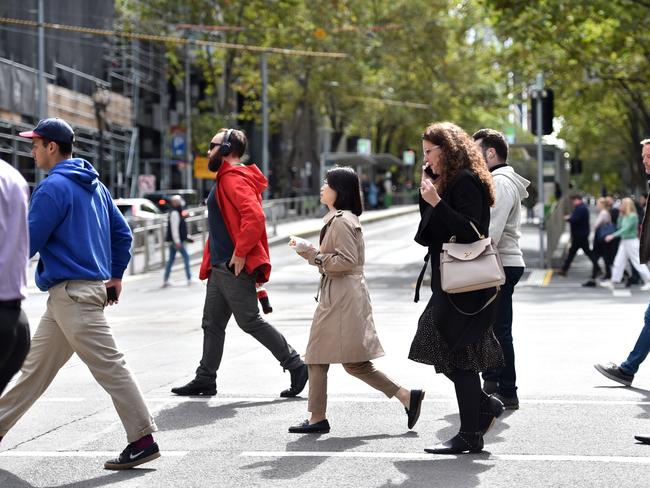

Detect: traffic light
[530, 88, 554, 135]
[570, 158, 583, 175]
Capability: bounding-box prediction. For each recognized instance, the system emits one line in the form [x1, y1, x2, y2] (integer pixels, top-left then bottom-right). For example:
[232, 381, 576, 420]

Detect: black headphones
[220, 128, 234, 156]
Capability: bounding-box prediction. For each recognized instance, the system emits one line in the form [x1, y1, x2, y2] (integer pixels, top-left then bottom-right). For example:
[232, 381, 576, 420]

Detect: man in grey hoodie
[473, 129, 530, 410]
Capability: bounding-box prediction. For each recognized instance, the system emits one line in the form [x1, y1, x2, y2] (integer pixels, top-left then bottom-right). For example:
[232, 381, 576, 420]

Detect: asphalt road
[1, 212, 650, 487]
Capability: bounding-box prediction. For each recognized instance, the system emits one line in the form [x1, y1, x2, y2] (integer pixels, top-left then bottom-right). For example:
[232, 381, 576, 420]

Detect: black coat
[413, 169, 498, 351]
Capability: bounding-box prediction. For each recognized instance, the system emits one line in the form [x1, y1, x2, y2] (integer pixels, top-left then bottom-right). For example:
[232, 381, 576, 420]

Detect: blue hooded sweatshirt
[28, 158, 132, 291]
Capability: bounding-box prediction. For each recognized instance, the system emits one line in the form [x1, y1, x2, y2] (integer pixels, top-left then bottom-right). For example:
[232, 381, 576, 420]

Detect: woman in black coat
[410, 122, 505, 454]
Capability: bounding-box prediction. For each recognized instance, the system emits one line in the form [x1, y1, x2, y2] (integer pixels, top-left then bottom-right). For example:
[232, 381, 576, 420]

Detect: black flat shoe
[424, 432, 484, 454]
[171, 379, 217, 396]
[635, 435, 650, 444]
[288, 419, 330, 434]
[479, 394, 504, 434]
[405, 389, 425, 430]
[281, 364, 309, 397]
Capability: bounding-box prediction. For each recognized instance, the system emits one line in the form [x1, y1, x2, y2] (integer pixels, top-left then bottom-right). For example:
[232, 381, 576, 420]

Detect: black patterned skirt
[409, 305, 504, 375]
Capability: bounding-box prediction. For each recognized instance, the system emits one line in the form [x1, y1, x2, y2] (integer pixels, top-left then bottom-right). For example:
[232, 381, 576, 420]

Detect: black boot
[424, 431, 484, 454]
[171, 379, 217, 396]
[280, 364, 308, 397]
[479, 394, 504, 434]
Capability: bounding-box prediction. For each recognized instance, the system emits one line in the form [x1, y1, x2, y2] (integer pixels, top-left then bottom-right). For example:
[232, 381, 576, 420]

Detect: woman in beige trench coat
[288, 166, 425, 434]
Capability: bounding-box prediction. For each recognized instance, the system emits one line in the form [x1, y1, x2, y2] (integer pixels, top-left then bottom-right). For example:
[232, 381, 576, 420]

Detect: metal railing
[127, 195, 323, 274]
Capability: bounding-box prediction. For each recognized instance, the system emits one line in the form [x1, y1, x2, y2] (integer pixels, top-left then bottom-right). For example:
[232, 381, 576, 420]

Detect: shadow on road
[378, 456, 492, 487]
[154, 398, 289, 431]
[0, 468, 153, 488]
[240, 432, 418, 480]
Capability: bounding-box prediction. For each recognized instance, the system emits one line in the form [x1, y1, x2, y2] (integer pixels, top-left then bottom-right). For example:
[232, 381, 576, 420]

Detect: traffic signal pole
[535, 73, 546, 268]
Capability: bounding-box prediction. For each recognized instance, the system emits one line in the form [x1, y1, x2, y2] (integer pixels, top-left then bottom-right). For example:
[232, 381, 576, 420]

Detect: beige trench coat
[303, 210, 385, 364]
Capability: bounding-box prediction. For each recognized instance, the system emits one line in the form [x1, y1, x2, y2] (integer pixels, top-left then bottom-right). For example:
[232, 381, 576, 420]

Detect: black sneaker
[280, 364, 308, 398]
[493, 392, 519, 410]
[594, 362, 634, 386]
[582, 279, 596, 287]
[104, 441, 160, 470]
[171, 379, 217, 396]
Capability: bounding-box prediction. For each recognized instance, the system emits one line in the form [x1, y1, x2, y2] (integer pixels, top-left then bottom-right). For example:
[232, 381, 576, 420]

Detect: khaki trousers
[307, 361, 400, 416]
[0, 281, 156, 442]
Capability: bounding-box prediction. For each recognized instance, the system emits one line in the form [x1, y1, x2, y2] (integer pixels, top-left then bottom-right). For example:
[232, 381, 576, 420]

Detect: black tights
[445, 369, 489, 433]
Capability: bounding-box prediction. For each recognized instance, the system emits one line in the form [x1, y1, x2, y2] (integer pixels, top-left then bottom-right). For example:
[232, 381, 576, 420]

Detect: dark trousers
[591, 240, 614, 280]
[562, 235, 598, 273]
[445, 369, 490, 433]
[195, 264, 302, 383]
[482, 266, 524, 397]
[0, 304, 30, 396]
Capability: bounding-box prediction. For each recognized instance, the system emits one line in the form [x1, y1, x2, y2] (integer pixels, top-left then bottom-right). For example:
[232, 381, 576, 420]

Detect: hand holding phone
[105, 279, 122, 306]
[107, 286, 118, 303]
[424, 165, 439, 181]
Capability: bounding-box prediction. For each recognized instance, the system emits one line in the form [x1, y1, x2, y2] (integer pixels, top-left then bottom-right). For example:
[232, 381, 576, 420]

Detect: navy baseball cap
[19, 118, 74, 144]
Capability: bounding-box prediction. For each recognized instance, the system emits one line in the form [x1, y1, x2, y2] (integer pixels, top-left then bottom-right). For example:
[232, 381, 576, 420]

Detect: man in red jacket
[171, 128, 308, 397]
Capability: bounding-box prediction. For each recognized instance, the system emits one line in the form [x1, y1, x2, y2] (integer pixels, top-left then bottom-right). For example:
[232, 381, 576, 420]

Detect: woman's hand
[420, 176, 441, 207]
[605, 234, 614, 243]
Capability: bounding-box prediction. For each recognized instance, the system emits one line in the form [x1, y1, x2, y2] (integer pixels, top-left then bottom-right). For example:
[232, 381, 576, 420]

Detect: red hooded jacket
[199, 162, 271, 283]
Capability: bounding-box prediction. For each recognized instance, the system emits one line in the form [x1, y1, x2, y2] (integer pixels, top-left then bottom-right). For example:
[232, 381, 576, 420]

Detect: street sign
[403, 150, 415, 166]
[357, 138, 371, 155]
[171, 134, 186, 158]
[137, 175, 156, 196]
[194, 156, 214, 180]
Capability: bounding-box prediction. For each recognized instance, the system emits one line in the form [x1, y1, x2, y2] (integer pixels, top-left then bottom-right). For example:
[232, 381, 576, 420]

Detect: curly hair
[422, 122, 495, 206]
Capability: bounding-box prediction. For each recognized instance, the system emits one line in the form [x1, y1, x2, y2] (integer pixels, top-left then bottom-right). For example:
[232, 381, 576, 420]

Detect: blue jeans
[482, 266, 524, 397]
[163, 244, 191, 282]
[620, 300, 650, 375]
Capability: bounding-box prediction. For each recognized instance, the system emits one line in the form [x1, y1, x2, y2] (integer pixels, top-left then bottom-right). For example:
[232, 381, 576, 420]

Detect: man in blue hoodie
[0, 118, 160, 470]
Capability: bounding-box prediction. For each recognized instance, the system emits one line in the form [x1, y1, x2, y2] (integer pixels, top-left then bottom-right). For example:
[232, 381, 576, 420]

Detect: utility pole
[534, 73, 546, 268]
[261, 52, 269, 198]
[184, 42, 193, 190]
[36, 0, 46, 182]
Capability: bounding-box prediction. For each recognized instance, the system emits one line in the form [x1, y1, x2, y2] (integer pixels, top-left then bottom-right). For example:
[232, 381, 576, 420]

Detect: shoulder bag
[440, 221, 505, 315]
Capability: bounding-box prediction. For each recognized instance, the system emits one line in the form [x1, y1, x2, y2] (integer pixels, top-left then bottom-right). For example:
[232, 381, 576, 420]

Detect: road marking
[30, 396, 650, 406]
[0, 451, 187, 458]
[240, 451, 650, 464]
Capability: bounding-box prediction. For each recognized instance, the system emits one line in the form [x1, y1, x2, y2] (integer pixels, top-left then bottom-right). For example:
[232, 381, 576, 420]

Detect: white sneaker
[641, 282, 650, 291]
[599, 280, 614, 290]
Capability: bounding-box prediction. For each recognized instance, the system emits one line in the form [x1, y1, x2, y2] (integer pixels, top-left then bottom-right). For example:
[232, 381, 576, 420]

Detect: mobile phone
[106, 286, 118, 302]
[424, 166, 439, 180]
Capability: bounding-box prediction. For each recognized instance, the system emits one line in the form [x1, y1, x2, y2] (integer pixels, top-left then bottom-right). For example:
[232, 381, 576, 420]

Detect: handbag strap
[413, 253, 430, 303]
[447, 287, 500, 316]
[449, 221, 484, 243]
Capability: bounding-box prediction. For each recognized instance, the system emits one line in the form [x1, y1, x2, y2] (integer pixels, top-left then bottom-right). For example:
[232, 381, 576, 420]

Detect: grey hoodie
[490, 165, 530, 267]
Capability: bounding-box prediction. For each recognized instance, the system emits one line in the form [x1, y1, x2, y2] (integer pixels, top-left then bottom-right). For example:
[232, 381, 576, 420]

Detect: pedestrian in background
[0, 159, 30, 396]
[287, 167, 425, 434]
[0, 118, 160, 470]
[473, 128, 530, 411]
[600, 197, 650, 290]
[410, 122, 505, 455]
[583, 197, 616, 287]
[162, 194, 192, 287]
[171, 128, 308, 399]
[595, 138, 650, 445]
[556, 194, 600, 278]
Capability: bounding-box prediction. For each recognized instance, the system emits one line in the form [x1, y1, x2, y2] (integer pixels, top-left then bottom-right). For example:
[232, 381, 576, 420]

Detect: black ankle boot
[424, 431, 484, 454]
[280, 364, 308, 397]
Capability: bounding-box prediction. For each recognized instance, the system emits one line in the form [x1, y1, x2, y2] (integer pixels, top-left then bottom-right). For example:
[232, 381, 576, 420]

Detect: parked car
[143, 189, 200, 211]
[114, 198, 163, 225]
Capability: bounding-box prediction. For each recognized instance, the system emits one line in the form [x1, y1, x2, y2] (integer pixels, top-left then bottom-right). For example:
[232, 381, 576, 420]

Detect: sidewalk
[128, 205, 419, 278]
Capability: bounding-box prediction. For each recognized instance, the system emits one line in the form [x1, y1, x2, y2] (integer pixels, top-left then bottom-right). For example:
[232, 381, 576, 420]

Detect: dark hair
[326, 166, 363, 216]
[472, 128, 508, 162]
[423, 122, 496, 206]
[217, 127, 247, 158]
[42, 137, 73, 157]
[570, 192, 583, 200]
